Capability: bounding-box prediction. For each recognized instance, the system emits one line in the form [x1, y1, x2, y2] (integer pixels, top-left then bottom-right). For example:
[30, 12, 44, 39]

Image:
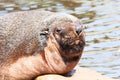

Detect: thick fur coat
[0, 10, 85, 80]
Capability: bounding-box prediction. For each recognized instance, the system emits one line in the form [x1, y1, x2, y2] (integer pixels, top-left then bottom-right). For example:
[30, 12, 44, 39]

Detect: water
[0, 0, 120, 79]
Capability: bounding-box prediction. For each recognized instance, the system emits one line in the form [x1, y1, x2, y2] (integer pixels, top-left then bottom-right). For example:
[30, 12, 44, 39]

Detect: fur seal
[0, 10, 85, 80]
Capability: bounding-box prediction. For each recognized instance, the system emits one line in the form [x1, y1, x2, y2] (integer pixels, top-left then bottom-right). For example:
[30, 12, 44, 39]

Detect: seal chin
[68, 43, 82, 54]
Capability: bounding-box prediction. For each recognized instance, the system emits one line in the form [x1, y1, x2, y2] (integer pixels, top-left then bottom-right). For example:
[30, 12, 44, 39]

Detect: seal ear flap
[40, 28, 49, 36]
[40, 31, 49, 35]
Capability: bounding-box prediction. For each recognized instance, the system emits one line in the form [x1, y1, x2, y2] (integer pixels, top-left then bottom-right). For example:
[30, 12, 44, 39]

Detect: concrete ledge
[35, 66, 117, 80]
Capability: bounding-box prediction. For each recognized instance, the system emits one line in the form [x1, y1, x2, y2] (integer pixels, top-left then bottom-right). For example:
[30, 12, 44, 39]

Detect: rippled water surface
[0, 0, 120, 79]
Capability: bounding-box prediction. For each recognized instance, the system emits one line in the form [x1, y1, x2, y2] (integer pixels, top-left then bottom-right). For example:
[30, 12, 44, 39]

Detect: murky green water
[0, 0, 120, 79]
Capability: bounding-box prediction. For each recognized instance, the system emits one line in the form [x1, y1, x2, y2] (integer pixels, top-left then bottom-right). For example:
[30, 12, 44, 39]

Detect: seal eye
[55, 28, 62, 34]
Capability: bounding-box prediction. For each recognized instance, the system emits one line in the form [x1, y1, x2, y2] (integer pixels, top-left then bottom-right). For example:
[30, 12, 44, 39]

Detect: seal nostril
[76, 27, 82, 35]
[76, 31, 80, 35]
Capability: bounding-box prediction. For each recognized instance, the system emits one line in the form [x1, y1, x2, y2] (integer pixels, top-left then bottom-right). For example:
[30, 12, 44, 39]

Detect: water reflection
[0, 0, 120, 79]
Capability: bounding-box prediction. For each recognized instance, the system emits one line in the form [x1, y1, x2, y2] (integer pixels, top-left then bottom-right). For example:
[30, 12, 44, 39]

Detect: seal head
[51, 22, 85, 62]
[43, 21, 85, 74]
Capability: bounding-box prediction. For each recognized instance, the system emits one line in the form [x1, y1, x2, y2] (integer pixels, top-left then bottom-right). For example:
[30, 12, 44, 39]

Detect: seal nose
[75, 26, 83, 35]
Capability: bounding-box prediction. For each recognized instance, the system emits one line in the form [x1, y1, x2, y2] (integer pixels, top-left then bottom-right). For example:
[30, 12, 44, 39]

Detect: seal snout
[52, 22, 85, 54]
[75, 26, 83, 35]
